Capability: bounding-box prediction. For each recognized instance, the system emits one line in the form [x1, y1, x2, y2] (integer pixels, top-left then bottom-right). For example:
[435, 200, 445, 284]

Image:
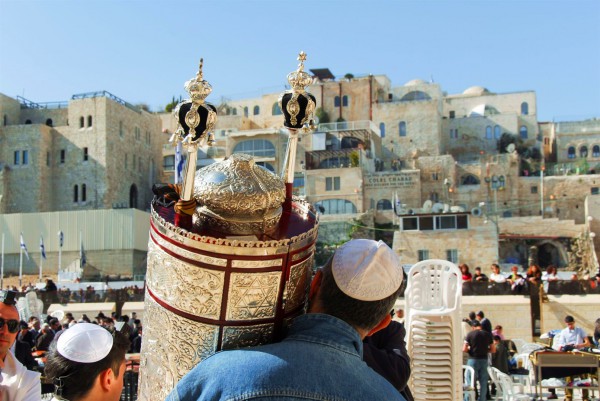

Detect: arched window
[567, 146, 576, 159]
[314, 199, 357, 215]
[244, 107, 248, 117]
[255, 162, 275, 172]
[233, 139, 276, 157]
[87, 115, 93, 127]
[521, 102, 529, 115]
[379, 122, 386, 138]
[25, 119, 32, 124]
[272, 102, 282, 115]
[81, 184, 87, 202]
[342, 95, 349, 107]
[580, 145, 588, 158]
[377, 199, 392, 210]
[130, 184, 138, 209]
[334, 96, 341, 107]
[232, 108, 237, 116]
[486, 126, 492, 139]
[461, 174, 480, 185]
[73, 185, 79, 203]
[592, 145, 600, 157]
[253, 106, 260, 115]
[79, 116, 84, 128]
[494, 125, 501, 139]
[399, 121, 407, 137]
[400, 91, 432, 102]
[519, 125, 528, 139]
[46, 118, 53, 127]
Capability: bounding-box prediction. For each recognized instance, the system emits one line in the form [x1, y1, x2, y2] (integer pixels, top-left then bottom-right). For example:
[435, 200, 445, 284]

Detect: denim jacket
[166, 313, 407, 401]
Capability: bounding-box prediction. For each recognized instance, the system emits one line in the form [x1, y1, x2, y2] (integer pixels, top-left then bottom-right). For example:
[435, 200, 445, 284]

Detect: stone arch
[535, 239, 568, 268]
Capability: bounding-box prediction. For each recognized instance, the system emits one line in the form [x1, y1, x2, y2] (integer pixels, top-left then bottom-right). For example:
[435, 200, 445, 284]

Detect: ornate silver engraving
[138, 293, 219, 401]
[222, 323, 274, 349]
[285, 256, 313, 312]
[150, 228, 227, 267]
[292, 244, 316, 261]
[231, 258, 283, 268]
[146, 240, 224, 320]
[226, 271, 281, 320]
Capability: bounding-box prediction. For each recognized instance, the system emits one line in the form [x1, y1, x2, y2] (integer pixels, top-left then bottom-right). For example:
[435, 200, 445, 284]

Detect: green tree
[165, 96, 180, 113]
[315, 107, 330, 124]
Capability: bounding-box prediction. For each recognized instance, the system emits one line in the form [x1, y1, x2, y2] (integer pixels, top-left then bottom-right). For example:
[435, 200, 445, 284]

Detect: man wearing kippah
[0, 290, 41, 400]
[44, 323, 130, 401]
[167, 239, 407, 401]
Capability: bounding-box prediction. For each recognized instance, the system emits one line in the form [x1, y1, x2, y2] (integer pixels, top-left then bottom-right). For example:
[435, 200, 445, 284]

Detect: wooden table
[531, 351, 599, 399]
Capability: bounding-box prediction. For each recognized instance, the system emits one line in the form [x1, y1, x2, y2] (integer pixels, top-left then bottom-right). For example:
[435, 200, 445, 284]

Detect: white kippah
[57, 323, 113, 363]
[332, 239, 403, 301]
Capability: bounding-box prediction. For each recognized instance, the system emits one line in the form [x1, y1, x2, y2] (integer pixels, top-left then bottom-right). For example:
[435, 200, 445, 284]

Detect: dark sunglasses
[0, 318, 20, 333]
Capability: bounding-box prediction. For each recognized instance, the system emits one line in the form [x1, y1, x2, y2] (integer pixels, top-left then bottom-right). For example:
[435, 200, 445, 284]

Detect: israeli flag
[175, 141, 185, 184]
[40, 235, 46, 260]
[20, 233, 30, 260]
[58, 231, 64, 248]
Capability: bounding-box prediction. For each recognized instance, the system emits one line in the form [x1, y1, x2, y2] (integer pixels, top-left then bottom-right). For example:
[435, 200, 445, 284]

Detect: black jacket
[363, 321, 413, 401]
[14, 340, 39, 371]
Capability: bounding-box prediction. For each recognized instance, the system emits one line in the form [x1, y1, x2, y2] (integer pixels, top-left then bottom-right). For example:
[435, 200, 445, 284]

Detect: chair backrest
[520, 343, 543, 355]
[510, 338, 526, 354]
[463, 365, 475, 389]
[405, 259, 461, 312]
[487, 366, 503, 399]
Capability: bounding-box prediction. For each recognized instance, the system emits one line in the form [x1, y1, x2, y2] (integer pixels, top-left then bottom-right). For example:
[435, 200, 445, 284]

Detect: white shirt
[490, 272, 506, 283]
[0, 350, 41, 401]
[554, 326, 587, 350]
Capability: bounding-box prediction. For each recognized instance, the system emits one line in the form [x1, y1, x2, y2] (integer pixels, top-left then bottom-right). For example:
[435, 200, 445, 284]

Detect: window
[14, 151, 20, 165]
[376, 199, 392, 210]
[60, 149, 65, 164]
[125, 154, 128, 169]
[82, 184, 87, 202]
[430, 192, 440, 202]
[232, 108, 237, 116]
[243, 107, 248, 117]
[3, 114, 6, 126]
[379, 123, 386, 138]
[253, 105, 260, 115]
[519, 125, 528, 139]
[486, 126, 492, 139]
[431, 173, 439, 181]
[494, 125, 501, 139]
[449, 111, 455, 119]
[592, 187, 599, 195]
[163, 155, 175, 170]
[130, 184, 138, 209]
[446, 249, 458, 263]
[544, 137, 550, 145]
[22, 150, 28, 165]
[74, 185, 79, 203]
[567, 146, 576, 159]
[255, 162, 275, 172]
[450, 128, 458, 139]
[580, 146, 588, 158]
[399, 121, 407, 137]
[461, 175, 480, 185]
[314, 199, 357, 214]
[46, 152, 50, 167]
[119, 121, 124, 137]
[521, 102, 529, 115]
[531, 186, 538, 194]
[334, 96, 341, 107]
[83, 147, 88, 161]
[25, 119, 32, 124]
[272, 102, 282, 115]
[342, 95, 349, 107]
[593, 145, 600, 157]
[418, 250, 429, 262]
[402, 217, 418, 230]
[46, 118, 53, 127]
[79, 116, 84, 128]
[87, 115, 93, 127]
[233, 139, 276, 157]
[135, 127, 141, 140]
[325, 177, 341, 191]
[420, 216, 434, 230]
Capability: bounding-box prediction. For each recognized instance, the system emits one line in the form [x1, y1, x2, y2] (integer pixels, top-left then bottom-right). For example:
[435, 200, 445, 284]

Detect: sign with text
[364, 171, 420, 189]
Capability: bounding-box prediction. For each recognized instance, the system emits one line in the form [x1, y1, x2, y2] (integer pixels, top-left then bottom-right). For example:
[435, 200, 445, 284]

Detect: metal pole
[19, 240, 22, 288]
[540, 168, 544, 217]
[1, 233, 4, 290]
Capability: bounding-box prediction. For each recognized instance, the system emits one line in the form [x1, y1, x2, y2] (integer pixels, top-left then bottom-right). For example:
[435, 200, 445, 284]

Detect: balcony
[318, 120, 381, 138]
[305, 149, 360, 170]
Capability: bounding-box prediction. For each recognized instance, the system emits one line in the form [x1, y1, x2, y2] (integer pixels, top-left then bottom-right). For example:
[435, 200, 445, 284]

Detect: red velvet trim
[174, 213, 193, 230]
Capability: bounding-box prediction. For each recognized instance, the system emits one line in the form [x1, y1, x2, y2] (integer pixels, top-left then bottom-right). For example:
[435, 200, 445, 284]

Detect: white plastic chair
[489, 367, 531, 401]
[511, 353, 534, 393]
[510, 338, 527, 354]
[463, 365, 476, 401]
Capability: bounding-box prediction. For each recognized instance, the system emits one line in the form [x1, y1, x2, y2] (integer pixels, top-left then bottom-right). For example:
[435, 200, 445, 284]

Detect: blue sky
[0, 0, 598, 121]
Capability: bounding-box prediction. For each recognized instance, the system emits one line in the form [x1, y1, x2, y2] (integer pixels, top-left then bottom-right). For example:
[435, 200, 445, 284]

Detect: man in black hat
[463, 320, 495, 401]
[0, 290, 41, 399]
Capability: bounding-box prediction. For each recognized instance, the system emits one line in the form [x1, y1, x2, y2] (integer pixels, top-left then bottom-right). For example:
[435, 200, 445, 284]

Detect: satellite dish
[422, 200, 433, 213]
[471, 207, 482, 217]
[506, 143, 516, 153]
[443, 204, 450, 213]
[431, 203, 444, 213]
[51, 310, 65, 321]
[450, 206, 462, 213]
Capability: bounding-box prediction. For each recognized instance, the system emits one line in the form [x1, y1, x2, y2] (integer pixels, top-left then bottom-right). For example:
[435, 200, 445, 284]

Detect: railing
[305, 149, 360, 170]
[461, 280, 600, 296]
[17, 96, 68, 109]
[71, 91, 141, 113]
[317, 120, 381, 136]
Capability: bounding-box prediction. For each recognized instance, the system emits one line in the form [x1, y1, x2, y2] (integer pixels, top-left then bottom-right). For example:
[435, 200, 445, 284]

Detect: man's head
[475, 267, 482, 274]
[491, 263, 500, 273]
[309, 239, 403, 337]
[471, 320, 482, 330]
[49, 318, 61, 332]
[511, 266, 519, 273]
[0, 291, 20, 361]
[45, 323, 130, 401]
[476, 311, 485, 319]
[565, 315, 576, 328]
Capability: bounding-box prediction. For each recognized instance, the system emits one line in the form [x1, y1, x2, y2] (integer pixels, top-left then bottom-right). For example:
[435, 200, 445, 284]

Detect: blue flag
[20, 233, 30, 260]
[40, 235, 46, 260]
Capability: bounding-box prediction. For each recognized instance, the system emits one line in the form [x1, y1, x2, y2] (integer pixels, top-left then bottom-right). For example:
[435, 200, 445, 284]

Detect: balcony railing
[317, 120, 381, 137]
[305, 149, 360, 170]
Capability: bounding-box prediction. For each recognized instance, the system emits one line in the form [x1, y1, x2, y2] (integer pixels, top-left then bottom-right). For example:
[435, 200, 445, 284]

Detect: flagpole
[19, 238, 23, 288]
[58, 230, 62, 275]
[39, 237, 43, 282]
